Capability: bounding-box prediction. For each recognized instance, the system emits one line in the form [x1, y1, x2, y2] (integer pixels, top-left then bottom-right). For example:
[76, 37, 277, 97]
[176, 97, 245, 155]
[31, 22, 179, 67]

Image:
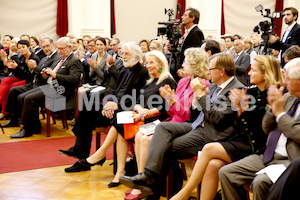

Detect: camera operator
[269, 7, 300, 67]
[177, 8, 204, 79]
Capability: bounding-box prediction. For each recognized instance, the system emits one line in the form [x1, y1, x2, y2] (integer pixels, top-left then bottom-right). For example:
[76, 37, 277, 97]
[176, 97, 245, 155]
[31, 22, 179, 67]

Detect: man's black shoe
[10, 129, 32, 138]
[58, 147, 80, 158]
[120, 173, 155, 195]
[2, 120, 20, 128]
[65, 161, 91, 173]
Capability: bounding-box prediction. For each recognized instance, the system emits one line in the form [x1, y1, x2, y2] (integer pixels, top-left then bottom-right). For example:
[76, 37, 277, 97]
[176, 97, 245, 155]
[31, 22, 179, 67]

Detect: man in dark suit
[174, 7, 204, 81]
[269, 7, 300, 67]
[120, 53, 244, 197]
[7, 37, 82, 138]
[59, 42, 149, 160]
[219, 58, 300, 200]
[233, 39, 250, 86]
[3, 37, 61, 128]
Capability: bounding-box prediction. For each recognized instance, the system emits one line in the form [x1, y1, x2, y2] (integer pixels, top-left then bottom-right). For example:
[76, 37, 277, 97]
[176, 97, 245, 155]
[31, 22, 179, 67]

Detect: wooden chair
[45, 75, 82, 137]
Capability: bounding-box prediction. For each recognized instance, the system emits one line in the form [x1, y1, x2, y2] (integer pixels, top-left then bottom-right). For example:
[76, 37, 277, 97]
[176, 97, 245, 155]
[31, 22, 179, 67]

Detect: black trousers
[72, 106, 113, 158]
[6, 84, 43, 132]
[266, 157, 300, 200]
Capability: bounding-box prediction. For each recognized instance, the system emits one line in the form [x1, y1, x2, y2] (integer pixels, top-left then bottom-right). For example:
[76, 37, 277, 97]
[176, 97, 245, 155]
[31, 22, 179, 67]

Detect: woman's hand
[132, 113, 142, 123]
[229, 88, 248, 116]
[190, 77, 206, 96]
[87, 58, 96, 70]
[6, 59, 17, 69]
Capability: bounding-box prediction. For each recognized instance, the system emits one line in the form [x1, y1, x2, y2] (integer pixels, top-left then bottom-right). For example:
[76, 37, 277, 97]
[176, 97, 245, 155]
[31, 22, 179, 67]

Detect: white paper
[82, 83, 98, 88]
[117, 111, 134, 124]
[90, 86, 105, 93]
[255, 164, 286, 183]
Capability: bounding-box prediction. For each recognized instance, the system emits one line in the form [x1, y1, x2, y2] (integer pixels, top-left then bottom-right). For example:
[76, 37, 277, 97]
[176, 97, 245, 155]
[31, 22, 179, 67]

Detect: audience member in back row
[128, 48, 210, 199]
[65, 50, 176, 191]
[2, 37, 60, 128]
[282, 45, 300, 63]
[59, 42, 149, 159]
[233, 39, 251, 86]
[219, 57, 300, 200]
[5, 37, 82, 138]
[0, 35, 13, 81]
[170, 55, 284, 200]
[0, 40, 40, 120]
[120, 53, 244, 199]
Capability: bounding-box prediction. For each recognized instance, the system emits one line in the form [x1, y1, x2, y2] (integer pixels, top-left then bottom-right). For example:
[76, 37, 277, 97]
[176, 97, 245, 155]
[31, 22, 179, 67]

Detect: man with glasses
[120, 53, 244, 199]
[7, 37, 82, 138]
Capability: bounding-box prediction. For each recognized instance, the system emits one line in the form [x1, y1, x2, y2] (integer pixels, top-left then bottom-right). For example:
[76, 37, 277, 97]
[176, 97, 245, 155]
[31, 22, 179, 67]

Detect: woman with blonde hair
[171, 55, 284, 200]
[65, 50, 176, 192]
[127, 48, 210, 200]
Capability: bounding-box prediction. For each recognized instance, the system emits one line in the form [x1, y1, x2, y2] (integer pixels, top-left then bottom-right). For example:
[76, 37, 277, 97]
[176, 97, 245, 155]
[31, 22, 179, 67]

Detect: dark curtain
[221, 0, 225, 35]
[56, 0, 68, 37]
[176, 0, 186, 35]
[111, 0, 116, 37]
[274, 0, 284, 37]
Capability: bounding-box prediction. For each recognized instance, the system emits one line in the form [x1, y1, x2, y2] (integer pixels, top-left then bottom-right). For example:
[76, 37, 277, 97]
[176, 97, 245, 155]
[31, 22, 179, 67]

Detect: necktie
[263, 98, 300, 164]
[281, 28, 290, 43]
[48, 58, 64, 86]
[191, 86, 222, 130]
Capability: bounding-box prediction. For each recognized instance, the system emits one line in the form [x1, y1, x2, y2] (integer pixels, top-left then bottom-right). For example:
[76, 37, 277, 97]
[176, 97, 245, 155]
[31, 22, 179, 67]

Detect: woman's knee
[140, 135, 151, 147]
[207, 159, 226, 173]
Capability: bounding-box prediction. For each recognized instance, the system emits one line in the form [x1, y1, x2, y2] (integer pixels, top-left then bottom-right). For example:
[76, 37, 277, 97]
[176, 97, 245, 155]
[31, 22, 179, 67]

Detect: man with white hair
[219, 57, 300, 200]
[59, 42, 149, 161]
[233, 39, 250, 86]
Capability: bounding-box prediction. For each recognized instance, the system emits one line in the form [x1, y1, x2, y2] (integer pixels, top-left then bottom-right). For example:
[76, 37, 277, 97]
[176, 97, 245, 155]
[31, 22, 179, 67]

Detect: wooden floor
[0, 116, 196, 200]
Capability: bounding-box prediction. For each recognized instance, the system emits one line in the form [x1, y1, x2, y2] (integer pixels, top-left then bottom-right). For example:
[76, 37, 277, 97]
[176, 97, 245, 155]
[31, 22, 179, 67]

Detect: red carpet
[0, 135, 113, 174]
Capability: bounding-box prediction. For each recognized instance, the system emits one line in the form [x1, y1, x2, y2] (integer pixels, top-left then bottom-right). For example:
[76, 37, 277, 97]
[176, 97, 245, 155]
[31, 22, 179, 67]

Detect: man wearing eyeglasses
[7, 37, 82, 138]
[120, 53, 244, 199]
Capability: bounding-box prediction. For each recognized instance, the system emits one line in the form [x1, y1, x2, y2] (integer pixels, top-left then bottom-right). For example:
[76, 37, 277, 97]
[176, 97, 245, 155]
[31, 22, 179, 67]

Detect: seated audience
[170, 55, 284, 200]
[64, 50, 176, 192]
[243, 37, 257, 64]
[219, 57, 300, 200]
[0, 40, 40, 120]
[139, 39, 150, 66]
[71, 37, 85, 58]
[58, 42, 148, 160]
[128, 48, 210, 199]
[2, 37, 60, 123]
[30, 36, 46, 60]
[120, 53, 244, 199]
[0, 35, 13, 81]
[5, 37, 82, 138]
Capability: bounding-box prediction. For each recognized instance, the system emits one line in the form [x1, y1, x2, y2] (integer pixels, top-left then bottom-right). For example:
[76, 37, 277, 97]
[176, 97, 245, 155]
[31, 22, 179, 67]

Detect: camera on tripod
[253, 4, 283, 42]
[157, 8, 182, 53]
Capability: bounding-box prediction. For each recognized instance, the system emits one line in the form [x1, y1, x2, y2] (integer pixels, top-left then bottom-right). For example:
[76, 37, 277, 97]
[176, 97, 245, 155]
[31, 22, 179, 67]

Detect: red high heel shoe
[124, 193, 142, 200]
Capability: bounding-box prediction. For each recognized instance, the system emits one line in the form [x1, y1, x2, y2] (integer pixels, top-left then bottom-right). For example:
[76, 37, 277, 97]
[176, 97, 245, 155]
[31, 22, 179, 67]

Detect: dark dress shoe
[10, 129, 32, 138]
[64, 161, 91, 173]
[79, 157, 106, 166]
[3, 120, 20, 128]
[58, 148, 79, 158]
[107, 181, 120, 188]
[120, 173, 155, 195]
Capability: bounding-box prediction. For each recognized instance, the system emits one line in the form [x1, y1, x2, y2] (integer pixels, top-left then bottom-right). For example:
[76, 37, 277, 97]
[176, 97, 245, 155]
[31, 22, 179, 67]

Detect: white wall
[113, 0, 177, 43]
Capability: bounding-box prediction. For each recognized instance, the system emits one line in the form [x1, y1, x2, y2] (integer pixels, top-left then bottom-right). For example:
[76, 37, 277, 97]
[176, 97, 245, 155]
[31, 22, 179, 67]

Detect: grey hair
[57, 36, 72, 47]
[284, 57, 300, 79]
[122, 42, 143, 62]
[234, 39, 244, 46]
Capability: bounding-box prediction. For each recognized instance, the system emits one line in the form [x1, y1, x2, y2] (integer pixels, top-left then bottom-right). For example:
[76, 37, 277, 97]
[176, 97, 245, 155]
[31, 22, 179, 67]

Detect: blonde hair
[184, 48, 209, 80]
[145, 50, 173, 85]
[253, 55, 284, 89]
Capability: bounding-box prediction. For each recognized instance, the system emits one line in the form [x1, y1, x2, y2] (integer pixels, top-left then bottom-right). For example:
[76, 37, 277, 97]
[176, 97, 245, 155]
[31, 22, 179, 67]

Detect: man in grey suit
[219, 57, 300, 200]
[120, 53, 244, 197]
[233, 39, 250, 86]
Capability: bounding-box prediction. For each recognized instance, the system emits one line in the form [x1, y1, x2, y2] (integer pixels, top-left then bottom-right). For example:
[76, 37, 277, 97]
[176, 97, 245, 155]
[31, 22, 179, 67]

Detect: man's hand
[44, 68, 56, 78]
[102, 102, 118, 119]
[268, 35, 278, 44]
[268, 85, 285, 117]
